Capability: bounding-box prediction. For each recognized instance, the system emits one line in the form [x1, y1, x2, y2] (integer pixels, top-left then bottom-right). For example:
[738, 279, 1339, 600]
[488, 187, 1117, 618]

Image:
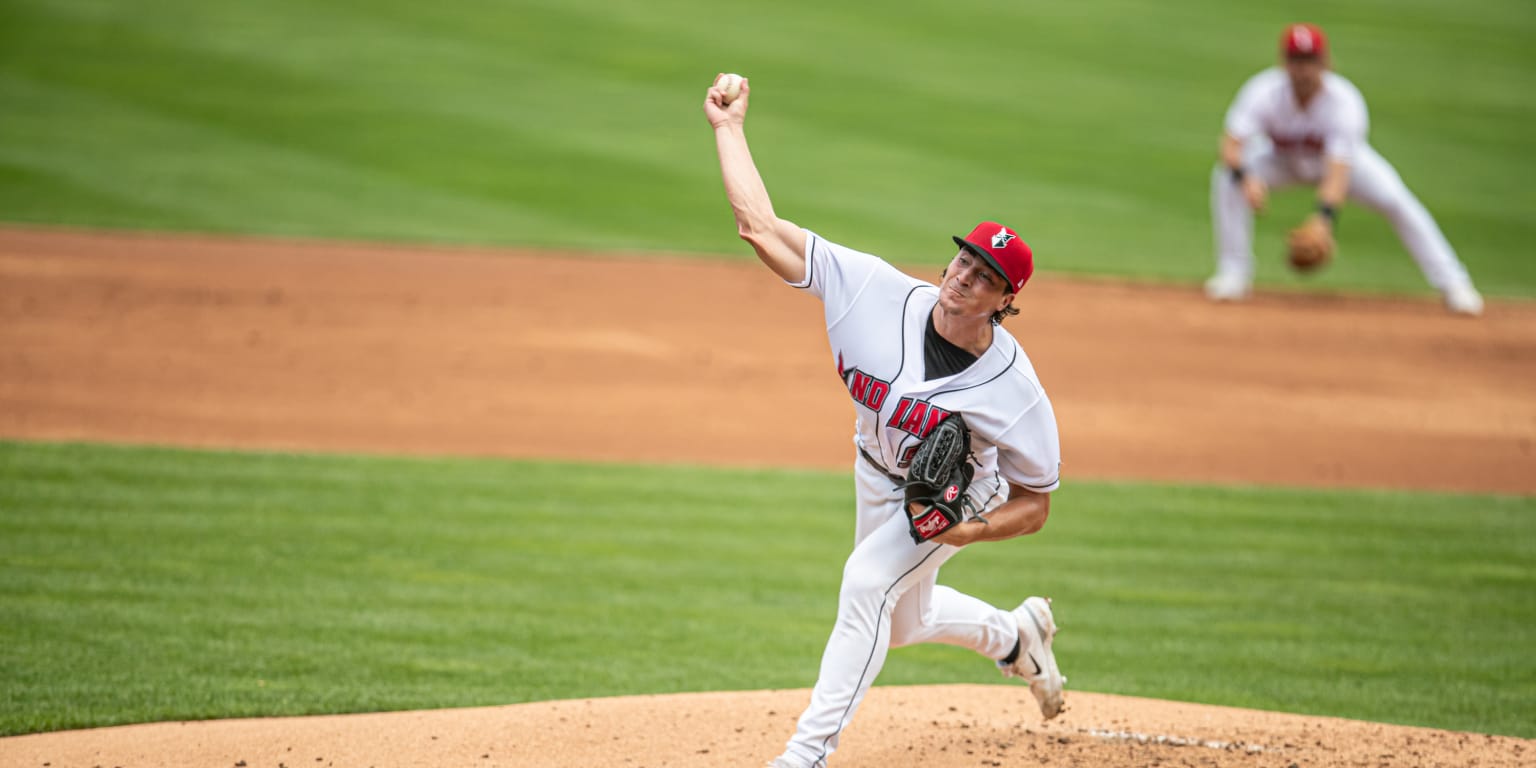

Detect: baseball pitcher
[705, 74, 1066, 768]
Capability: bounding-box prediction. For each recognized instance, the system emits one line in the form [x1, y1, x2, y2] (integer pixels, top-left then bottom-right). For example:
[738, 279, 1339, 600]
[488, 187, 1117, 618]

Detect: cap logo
[1293, 28, 1314, 53]
[990, 230, 1015, 249]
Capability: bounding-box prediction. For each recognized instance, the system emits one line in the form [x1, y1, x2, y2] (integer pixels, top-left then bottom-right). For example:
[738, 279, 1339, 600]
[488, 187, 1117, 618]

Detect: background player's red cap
[952, 222, 1034, 293]
[1282, 23, 1327, 58]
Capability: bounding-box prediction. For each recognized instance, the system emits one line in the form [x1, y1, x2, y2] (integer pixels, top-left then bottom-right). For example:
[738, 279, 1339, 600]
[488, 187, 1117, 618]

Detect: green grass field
[1, 0, 1534, 296]
[2, 0, 1534, 746]
[2, 441, 1532, 738]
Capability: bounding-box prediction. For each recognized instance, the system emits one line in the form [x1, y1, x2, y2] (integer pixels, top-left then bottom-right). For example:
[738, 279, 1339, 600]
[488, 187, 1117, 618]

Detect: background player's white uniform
[1211, 68, 1480, 303]
[776, 230, 1060, 768]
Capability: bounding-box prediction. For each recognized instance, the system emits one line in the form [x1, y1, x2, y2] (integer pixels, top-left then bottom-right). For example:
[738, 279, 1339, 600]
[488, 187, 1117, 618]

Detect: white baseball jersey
[791, 230, 1061, 501]
[1225, 68, 1368, 171]
[774, 230, 1062, 768]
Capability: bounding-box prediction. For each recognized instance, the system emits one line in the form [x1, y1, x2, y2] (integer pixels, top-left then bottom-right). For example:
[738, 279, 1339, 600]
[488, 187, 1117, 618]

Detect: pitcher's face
[939, 250, 1013, 319]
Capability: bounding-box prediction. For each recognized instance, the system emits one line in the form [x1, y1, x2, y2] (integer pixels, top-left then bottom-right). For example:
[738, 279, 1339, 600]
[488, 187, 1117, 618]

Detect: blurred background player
[1206, 22, 1485, 315]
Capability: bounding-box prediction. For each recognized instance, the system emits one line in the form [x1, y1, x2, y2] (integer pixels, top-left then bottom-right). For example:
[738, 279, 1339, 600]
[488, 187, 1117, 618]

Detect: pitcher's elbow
[1026, 495, 1051, 534]
[736, 218, 774, 245]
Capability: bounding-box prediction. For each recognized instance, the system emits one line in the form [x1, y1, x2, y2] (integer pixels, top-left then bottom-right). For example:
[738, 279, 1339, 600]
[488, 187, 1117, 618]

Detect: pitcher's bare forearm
[707, 84, 807, 283]
[932, 486, 1050, 547]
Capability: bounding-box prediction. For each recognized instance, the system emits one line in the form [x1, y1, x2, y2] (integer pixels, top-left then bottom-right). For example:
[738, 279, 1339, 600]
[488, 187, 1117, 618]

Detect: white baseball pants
[776, 456, 1020, 768]
[1210, 143, 1476, 292]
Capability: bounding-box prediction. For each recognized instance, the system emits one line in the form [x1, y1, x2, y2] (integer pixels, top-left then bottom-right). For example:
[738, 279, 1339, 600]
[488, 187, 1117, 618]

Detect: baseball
[717, 73, 743, 104]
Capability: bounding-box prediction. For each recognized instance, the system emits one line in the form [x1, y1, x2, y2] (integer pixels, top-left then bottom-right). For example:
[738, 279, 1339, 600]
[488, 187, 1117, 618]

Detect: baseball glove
[1286, 215, 1335, 273]
[902, 413, 976, 544]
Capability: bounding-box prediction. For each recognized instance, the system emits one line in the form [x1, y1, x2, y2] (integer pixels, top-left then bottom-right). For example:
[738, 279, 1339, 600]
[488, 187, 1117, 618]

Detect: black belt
[859, 446, 904, 485]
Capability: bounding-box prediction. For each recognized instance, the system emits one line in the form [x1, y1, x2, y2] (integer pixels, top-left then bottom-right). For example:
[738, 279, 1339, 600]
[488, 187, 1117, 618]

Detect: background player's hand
[1241, 176, 1269, 211]
[1287, 213, 1336, 272]
[703, 74, 750, 130]
[1299, 211, 1333, 236]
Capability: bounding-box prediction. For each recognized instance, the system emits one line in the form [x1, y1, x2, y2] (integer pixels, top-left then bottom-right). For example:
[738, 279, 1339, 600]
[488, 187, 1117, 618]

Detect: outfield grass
[1, 441, 1531, 738]
[1, 0, 1533, 296]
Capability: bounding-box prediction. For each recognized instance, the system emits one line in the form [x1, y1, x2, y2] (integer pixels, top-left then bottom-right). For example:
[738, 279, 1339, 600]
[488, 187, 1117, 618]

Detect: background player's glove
[1286, 214, 1335, 273]
[902, 413, 976, 544]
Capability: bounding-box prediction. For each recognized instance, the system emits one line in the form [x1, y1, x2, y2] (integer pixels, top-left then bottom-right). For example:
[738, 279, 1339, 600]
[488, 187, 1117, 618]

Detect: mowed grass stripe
[1, 441, 1531, 738]
[0, 441, 851, 735]
[0, 0, 1533, 295]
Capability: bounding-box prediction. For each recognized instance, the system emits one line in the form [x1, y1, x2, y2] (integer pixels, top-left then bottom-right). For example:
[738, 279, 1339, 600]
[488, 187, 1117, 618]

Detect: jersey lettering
[900, 401, 929, 434]
[886, 396, 952, 438]
[839, 354, 892, 412]
[847, 369, 890, 411]
[1269, 132, 1325, 153]
[921, 405, 949, 436]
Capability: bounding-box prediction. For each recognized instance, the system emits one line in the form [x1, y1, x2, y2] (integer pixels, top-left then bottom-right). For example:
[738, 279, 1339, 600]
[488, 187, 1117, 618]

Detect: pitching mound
[2, 227, 1533, 765]
[2, 687, 1529, 767]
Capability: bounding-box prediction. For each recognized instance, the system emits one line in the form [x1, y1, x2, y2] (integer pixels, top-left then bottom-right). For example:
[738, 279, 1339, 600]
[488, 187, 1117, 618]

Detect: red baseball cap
[952, 222, 1034, 293]
[1282, 23, 1327, 58]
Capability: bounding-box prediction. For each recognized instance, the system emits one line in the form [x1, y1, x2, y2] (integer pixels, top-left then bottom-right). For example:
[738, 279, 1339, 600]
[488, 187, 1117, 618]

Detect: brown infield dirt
[1, 226, 1533, 767]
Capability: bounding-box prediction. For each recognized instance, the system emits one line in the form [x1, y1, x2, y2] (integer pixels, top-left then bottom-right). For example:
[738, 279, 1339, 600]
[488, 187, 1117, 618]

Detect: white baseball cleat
[998, 596, 1066, 720]
[1203, 271, 1251, 302]
[1442, 284, 1484, 316]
